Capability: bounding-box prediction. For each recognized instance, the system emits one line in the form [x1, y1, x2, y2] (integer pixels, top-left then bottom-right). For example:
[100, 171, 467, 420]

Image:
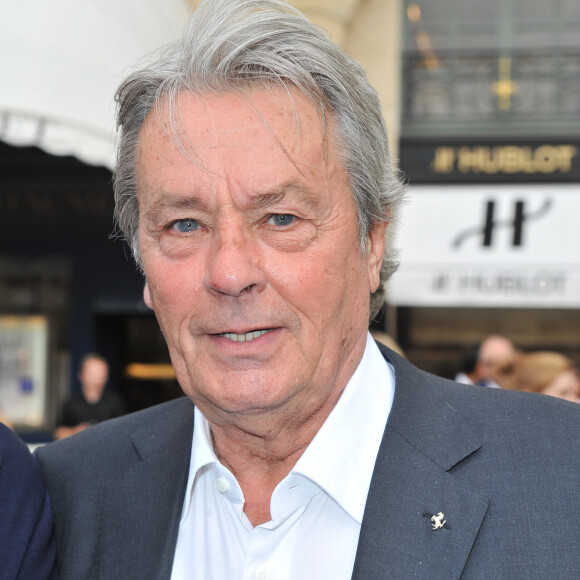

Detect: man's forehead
[135, 87, 343, 203]
[139, 87, 326, 150]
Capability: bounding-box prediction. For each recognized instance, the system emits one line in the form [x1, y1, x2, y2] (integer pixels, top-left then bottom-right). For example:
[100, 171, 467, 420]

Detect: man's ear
[143, 281, 153, 309]
[367, 221, 388, 293]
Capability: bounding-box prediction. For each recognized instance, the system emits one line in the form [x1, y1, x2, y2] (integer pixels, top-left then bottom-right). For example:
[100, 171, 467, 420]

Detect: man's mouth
[218, 329, 273, 342]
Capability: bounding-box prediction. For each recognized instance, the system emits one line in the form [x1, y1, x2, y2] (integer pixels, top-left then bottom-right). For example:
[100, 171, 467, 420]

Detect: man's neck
[207, 384, 345, 526]
[82, 385, 103, 404]
[196, 333, 370, 526]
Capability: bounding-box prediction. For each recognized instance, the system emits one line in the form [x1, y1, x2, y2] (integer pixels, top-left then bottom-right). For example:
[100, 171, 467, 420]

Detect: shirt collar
[183, 332, 394, 525]
[191, 406, 218, 474]
[178, 406, 219, 524]
[291, 333, 394, 524]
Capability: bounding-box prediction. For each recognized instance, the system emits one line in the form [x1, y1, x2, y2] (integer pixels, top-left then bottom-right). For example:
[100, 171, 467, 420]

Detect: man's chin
[191, 386, 299, 422]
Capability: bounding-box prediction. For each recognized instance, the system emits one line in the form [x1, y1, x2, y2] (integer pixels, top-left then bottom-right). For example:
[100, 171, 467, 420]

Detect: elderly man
[37, 1, 580, 578]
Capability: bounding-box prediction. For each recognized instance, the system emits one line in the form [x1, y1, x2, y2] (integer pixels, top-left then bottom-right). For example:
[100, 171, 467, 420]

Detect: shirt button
[255, 567, 270, 580]
[216, 477, 230, 493]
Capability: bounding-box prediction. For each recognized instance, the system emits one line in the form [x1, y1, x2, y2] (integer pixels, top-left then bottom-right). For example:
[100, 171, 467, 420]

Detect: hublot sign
[399, 139, 580, 183]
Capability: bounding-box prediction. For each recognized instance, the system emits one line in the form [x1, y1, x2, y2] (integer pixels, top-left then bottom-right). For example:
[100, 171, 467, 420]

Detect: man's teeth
[220, 329, 272, 342]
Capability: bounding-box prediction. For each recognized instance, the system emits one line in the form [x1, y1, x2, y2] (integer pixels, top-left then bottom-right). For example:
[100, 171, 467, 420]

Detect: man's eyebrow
[251, 181, 320, 210]
[144, 194, 206, 221]
[142, 181, 320, 222]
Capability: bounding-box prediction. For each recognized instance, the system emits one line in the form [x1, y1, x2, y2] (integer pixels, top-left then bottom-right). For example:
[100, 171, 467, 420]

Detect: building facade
[390, 0, 580, 376]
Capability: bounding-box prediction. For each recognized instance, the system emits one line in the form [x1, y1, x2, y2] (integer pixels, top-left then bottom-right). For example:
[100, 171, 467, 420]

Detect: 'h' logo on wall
[453, 198, 552, 249]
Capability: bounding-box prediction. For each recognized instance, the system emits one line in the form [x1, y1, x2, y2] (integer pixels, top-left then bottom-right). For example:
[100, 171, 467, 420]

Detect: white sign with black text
[388, 184, 580, 307]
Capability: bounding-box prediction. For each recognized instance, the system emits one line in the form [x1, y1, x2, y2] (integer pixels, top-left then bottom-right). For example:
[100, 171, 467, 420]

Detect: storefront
[388, 138, 580, 377]
[0, 0, 191, 436]
[390, 0, 580, 377]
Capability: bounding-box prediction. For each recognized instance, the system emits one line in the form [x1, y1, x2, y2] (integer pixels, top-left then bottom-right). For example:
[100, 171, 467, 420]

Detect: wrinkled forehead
[136, 85, 336, 173]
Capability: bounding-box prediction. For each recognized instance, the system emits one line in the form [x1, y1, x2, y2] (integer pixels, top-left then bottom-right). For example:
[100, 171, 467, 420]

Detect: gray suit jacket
[37, 346, 580, 579]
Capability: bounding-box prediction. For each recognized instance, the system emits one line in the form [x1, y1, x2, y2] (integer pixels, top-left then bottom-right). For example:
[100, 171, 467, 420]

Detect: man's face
[136, 89, 386, 424]
[477, 336, 517, 382]
[80, 358, 108, 393]
[542, 370, 580, 403]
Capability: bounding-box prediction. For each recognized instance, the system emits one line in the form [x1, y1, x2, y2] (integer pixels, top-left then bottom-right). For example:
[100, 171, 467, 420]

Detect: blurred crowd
[372, 330, 580, 404]
[453, 334, 580, 403]
[1, 334, 577, 440]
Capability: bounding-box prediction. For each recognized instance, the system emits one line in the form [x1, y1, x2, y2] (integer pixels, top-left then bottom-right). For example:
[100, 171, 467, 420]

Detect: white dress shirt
[171, 333, 395, 580]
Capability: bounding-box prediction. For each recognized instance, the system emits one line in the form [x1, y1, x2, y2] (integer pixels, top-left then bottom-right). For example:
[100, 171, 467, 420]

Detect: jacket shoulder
[379, 343, 580, 474]
[37, 397, 194, 480]
[384, 344, 580, 433]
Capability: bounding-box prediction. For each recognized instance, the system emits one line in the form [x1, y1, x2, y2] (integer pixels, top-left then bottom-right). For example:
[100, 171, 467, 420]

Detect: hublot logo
[452, 198, 552, 249]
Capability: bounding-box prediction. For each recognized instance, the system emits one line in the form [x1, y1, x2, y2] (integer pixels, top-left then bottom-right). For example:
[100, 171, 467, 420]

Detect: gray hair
[113, 0, 406, 320]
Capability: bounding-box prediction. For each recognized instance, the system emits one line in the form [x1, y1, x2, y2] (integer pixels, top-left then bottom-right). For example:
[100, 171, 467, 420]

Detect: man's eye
[172, 219, 199, 233]
[267, 214, 295, 227]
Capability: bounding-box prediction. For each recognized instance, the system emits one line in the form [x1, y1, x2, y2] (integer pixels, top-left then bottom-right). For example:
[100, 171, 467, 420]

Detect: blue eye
[268, 214, 295, 227]
[172, 219, 199, 233]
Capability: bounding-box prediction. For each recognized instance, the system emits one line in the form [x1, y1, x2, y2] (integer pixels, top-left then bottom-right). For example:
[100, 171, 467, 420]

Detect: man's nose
[203, 224, 266, 297]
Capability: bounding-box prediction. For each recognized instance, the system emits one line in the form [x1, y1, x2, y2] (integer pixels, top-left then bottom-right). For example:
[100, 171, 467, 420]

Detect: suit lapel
[98, 398, 194, 579]
[90, 349, 488, 578]
[353, 347, 489, 579]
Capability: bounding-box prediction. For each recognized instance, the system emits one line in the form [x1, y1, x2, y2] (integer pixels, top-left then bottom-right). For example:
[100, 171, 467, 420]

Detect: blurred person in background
[454, 343, 485, 386]
[54, 353, 125, 440]
[0, 421, 57, 578]
[502, 351, 580, 403]
[474, 334, 519, 388]
[543, 367, 580, 403]
[454, 335, 518, 388]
